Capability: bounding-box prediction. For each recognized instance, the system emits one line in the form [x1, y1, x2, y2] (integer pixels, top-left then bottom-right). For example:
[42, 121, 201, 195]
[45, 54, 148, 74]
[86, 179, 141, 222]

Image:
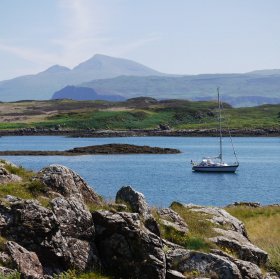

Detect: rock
[115, 186, 160, 235]
[264, 272, 280, 279]
[51, 197, 94, 240]
[210, 228, 268, 266]
[38, 165, 101, 205]
[211, 249, 263, 279]
[234, 259, 263, 279]
[0, 266, 17, 276]
[183, 204, 248, 237]
[0, 251, 12, 266]
[92, 210, 166, 279]
[6, 241, 43, 279]
[227, 202, 261, 208]
[2, 200, 69, 273]
[0, 167, 22, 184]
[5, 200, 59, 244]
[166, 269, 186, 279]
[116, 186, 150, 218]
[166, 248, 242, 279]
[65, 237, 100, 272]
[158, 208, 189, 234]
[159, 124, 171, 131]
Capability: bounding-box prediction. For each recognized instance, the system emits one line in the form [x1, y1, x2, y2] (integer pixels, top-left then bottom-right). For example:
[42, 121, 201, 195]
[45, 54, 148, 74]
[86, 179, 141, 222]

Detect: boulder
[158, 208, 189, 234]
[116, 186, 160, 235]
[5, 200, 59, 244]
[211, 249, 263, 279]
[183, 204, 248, 237]
[116, 186, 150, 218]
[51, 197, 94, 240]
[65, 237, 100, 272]
[38, 165, 101, 205]
[166, 269, 186, 279]
[0, 167, 22, 184]
[6, 241, 43, 279]
[2, 200, 70, 273]
[210, 228, 268, 266]
[92, 210, 166, 279]
[166, 248, 242, 279]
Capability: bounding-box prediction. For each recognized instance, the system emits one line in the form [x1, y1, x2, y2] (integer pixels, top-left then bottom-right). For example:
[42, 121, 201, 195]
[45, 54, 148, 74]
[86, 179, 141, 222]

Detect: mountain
[76, 74, 280, 107]
[0, 54, 165, 102]
[1, 54, 280, 106]
[52, 86, 125, 101]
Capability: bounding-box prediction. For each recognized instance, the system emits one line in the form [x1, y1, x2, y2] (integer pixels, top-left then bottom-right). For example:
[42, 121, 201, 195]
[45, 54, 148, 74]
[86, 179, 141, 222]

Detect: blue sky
[1, 0, 280, 80]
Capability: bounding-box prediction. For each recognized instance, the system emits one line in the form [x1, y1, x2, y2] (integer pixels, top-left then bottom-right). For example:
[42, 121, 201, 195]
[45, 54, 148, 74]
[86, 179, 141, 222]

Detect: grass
[54, 270, 112, 279]
[0, 163, 50, 207]
[0, 273, 20, 279]
[0, 99, 278, 130]
[156, 202, 218, 252]
[226, 205, 280, 273]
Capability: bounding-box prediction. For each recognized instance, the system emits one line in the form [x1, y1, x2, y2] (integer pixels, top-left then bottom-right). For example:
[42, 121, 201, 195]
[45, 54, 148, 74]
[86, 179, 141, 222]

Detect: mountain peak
[73, 54, 163, 77]
[43, 65, 71, 74]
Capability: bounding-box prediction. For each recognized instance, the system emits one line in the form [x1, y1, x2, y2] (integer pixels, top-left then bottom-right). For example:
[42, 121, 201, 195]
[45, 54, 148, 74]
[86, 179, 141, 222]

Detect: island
[0, 143, 180, 156]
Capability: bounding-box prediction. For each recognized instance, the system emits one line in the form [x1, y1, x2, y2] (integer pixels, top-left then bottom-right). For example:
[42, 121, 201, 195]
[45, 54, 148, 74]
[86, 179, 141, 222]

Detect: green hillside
[0, 98, 279, 130]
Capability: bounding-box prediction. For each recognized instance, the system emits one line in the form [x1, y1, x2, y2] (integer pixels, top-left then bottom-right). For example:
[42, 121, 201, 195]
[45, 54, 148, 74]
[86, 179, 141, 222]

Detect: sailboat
[191, 88, 239, 173]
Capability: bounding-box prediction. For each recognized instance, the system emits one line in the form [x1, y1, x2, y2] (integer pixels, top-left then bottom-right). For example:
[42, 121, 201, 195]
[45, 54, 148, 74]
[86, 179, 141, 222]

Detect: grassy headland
[0, 98, 279, 131]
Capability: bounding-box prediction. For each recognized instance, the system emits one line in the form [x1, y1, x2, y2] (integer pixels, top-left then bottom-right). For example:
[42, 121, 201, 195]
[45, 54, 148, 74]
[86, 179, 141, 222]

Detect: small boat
[191, 88, 239, 173]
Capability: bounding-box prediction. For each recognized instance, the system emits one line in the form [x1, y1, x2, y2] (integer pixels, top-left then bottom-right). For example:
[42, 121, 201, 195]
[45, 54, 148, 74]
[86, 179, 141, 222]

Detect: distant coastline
[0, 128, 279, 137]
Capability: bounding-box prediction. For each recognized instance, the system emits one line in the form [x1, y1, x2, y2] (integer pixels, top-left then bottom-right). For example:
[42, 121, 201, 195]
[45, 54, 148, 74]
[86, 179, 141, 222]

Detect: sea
[0, 136, 279, 207]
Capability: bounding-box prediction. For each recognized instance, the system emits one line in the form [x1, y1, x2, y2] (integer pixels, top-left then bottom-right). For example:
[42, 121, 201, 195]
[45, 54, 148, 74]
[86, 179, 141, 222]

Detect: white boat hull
[192, 165, 239, 173]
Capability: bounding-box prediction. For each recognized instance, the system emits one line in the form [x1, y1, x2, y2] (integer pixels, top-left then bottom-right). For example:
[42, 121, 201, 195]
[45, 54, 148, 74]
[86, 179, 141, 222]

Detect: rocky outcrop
[0, 163, 276, 279]
[210, 228, 268, 266]
[116, 185, 160, 236]
[183, 204, 248, 237]
[167, 248, 242, 279]
[0, 167, 22, 184]
[6, 241, 43, 279]
[38, 164, 101, 205]
[92, 210, 166, 279]
[51, 197, 94, 240]
[158, 208, 189, 234]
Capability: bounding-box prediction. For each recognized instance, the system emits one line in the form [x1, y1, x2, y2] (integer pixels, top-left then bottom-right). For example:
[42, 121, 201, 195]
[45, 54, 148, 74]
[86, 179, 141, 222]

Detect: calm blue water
[0, 136, 279, 207]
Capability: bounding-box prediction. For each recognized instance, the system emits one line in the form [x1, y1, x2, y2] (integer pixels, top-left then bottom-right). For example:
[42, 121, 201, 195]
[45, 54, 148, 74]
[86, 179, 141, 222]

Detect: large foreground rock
[2, 199, 99, 274]
[92, 210, 166, 279]
[6, 241, 43, 279]
[38, 164, 101, 204]
[51, 197, 94, 240]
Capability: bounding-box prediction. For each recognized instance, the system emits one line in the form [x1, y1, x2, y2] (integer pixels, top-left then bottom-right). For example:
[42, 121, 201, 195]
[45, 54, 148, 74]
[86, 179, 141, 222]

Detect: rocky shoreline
[0, 127, 279, 137]
[0, 160, 278, 279]
[0, 144, 180, 156]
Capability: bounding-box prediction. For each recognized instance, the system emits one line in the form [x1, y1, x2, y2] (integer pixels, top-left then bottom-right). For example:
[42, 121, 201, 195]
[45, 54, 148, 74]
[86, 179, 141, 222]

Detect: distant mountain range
[53, 86, 125, 102]
[0, 54, 164, 102]
[1, 54, 280, 107]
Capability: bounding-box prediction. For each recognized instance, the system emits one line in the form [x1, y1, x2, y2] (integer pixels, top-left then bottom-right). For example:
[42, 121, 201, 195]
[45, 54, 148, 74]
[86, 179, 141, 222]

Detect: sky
[1, 0, 280, 80]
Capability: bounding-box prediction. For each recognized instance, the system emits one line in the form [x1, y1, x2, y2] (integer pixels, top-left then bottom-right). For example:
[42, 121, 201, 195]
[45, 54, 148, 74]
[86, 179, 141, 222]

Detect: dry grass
[226, 205, 280, 272]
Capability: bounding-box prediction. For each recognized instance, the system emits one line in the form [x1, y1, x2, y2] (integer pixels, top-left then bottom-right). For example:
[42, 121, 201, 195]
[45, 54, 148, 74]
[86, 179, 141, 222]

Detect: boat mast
[217, 87, 222, 163]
